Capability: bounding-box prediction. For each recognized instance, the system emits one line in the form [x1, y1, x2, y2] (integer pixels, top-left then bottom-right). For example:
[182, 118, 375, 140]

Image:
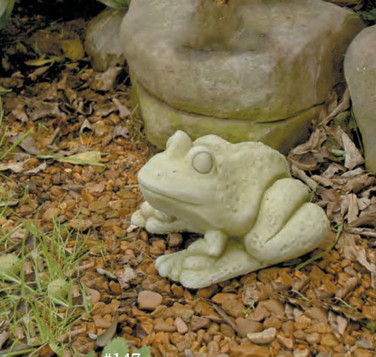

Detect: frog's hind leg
[162, 240, 263, 289]
[246, 202, 330, 266]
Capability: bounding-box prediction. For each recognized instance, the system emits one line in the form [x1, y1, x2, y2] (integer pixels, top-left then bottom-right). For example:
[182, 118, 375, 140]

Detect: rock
[174, 317, 188, 334]
[230, 342, 270, 357]
[85, 8, 127, 71]
[345, 25, 376, 173]
[137, 290, 163, 310]
[121, 0, 363, 152]
[235, 317, 263, 337]
[190, 316, 210, 331]
[154, 318, 176, 332]
[247, 327, 277, 344]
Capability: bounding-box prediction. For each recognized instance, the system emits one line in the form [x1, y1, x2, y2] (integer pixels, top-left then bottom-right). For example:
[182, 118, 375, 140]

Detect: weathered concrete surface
[121, 0, 364, 150]
[345, 25, 376, 173]
[86, 8, 127, 71]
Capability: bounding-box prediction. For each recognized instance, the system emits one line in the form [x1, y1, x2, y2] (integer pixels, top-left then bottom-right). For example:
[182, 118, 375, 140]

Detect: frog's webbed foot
[156, 241, 262, 289]
[131, 202, 195, 234]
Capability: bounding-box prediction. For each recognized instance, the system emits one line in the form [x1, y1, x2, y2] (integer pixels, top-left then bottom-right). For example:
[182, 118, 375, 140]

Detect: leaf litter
[1, 1, 376, 357]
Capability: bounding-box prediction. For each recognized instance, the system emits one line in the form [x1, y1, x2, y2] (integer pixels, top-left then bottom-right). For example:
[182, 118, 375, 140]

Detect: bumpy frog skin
[132, 131, 330, 289]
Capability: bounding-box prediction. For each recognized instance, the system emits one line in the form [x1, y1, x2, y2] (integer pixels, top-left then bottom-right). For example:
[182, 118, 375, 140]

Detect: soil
[0, 1, 376, 357]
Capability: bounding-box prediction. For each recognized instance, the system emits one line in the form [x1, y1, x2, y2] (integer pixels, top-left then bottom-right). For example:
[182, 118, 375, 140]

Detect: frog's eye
[192, 151, 214, 174]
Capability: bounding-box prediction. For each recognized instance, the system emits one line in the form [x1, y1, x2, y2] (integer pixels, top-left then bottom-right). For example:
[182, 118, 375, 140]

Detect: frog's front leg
[131, 202, 196, 234]
[187, 230, 228, 257]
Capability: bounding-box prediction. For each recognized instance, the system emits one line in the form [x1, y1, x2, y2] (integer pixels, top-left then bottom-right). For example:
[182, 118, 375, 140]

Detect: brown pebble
[247, 327, 276, 344]
[174, 317, 188, 334]
[171, 284, 184, 297]
[295, 315, 312, 330]
[230, 342, 270, 356]
[321, 333, 338, 348]
[305, 307, 328, 323]
[197, 284, 218, 299]
[154, 318, 176, 332]
[191, 316, 210, 331]
[277, 334, 294, 350]
[260, 299, 285, 317]
[263, 316, 282, 330]
[220, 324, 235, 338]
[306, 332, 321, 344]
[235, 317, 263, 337]
[109, 281, 121, 294]
[137, 290, 163, 310]
[362, 305, 376, 320]
[42, 207, 59, 221]
[293, 350, 310, 357]
[168, 233, 183, 247]
[92, 314, 111, 329]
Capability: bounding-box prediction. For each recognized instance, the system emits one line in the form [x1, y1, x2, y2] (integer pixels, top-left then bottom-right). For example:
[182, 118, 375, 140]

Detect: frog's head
[138, 131, 228, 232]
[138, 130, 290, 235]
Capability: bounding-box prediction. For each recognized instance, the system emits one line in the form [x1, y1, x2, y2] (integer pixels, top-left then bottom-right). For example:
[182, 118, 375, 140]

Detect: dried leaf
[61, 36, 85, 61]
[25, 162, 47, 174]
[341, 132, 364, 170]
[0, 162, 24, 172]
[56, 151, 104, 166]
[10, 133, 40, 155]
[96, 312, 119, 347]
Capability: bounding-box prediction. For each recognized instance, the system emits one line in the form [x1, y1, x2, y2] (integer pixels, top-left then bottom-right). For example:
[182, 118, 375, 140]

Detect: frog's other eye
[192, 151, 214, 174]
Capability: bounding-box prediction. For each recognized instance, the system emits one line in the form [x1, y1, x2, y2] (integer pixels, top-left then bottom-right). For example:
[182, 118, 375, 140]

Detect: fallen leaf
[0, 162, 24, 172]
[61, 36, 85, 61]
[10, 133, 40, 155]
[341, 132, 364, 170]
[96, 312, 119, 347]
[25, 162, 47, 174]
[56, 151, 104, 166]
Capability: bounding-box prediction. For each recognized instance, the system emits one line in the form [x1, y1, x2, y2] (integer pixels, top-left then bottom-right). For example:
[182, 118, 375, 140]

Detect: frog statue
[132, 131, 330, 289]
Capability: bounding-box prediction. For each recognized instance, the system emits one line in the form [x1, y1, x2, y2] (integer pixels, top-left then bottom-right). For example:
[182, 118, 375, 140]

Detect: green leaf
[134, 345, 151, 357]
[0, 85, 11, 95]
[102, 338, 129, 356]
[83, 351, 96, 357]
[0, 0, 15, 29]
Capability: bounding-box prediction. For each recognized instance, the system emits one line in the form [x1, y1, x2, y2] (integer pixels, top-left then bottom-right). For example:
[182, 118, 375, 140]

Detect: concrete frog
[132, 131, 330, 288]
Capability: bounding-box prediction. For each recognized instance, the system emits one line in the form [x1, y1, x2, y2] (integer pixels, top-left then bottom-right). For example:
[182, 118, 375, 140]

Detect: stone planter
[121, 0, 364, 152]
[345, 25, 376, 173]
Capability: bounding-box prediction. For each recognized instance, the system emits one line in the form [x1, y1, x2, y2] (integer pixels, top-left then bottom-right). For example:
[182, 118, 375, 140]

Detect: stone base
[136, 82, 323, 154]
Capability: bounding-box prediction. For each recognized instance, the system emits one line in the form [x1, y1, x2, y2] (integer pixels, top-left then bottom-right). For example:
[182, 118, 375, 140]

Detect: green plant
[0, 217, 92, 355]
[84, 337, 151, 357]
[0, 0, 15, 29]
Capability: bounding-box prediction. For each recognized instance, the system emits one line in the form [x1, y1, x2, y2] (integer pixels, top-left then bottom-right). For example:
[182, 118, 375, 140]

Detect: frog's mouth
[139, 180, 201, 205]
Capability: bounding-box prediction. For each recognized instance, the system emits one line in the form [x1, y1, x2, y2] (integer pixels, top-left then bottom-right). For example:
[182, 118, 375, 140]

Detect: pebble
[197, 284, 218, 299]
[247, 327, 277, 344]
[277, 334, 294, 349]
[305, 307, 328, 323]
[220, 324, 235, 338]
[235, 317, 263, 337]
[42, 207, 59, 221]
[174, 317, 188, 334]
[293, 350, 310, 357]
[92, 314, 111, 329]
[137, 290, 163, 310]
[361, 305, 376, 320]
[306, 332, 321, 344]
[295, 315, 312, 330]
[321, 333, 338, 348]
[260, 299, 285, 317]
[168, 233, 183, 247]
[154, 318, 176, 332]
[191, 316, 210, 331]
